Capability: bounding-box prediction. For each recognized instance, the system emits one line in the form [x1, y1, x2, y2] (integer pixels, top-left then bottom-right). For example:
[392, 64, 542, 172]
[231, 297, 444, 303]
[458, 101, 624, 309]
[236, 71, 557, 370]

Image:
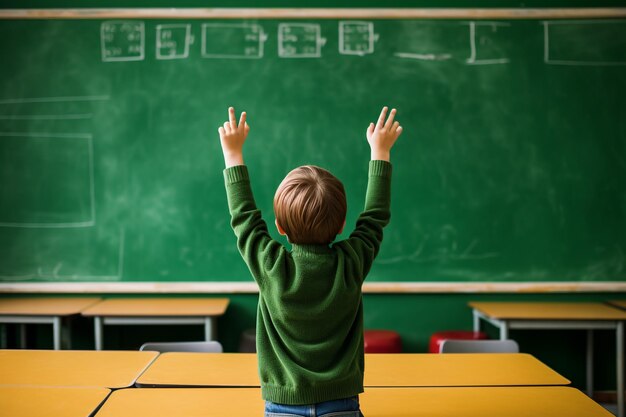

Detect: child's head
[273, 165, 346, 245]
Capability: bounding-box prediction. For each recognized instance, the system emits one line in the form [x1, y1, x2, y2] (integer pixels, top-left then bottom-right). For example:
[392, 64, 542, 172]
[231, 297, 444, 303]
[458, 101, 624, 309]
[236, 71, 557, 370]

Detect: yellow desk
[0, 349, 158, 388]
[81, 298, 229, 350]
[470, 301, 626, 417]
[136, 352, 569, 388]
[364, 353, 568, 387]
[94, 387, 612, 417]
[136, 352, 259, 387]
[0, 386, 110, 417]
[0, 297, 101, 349]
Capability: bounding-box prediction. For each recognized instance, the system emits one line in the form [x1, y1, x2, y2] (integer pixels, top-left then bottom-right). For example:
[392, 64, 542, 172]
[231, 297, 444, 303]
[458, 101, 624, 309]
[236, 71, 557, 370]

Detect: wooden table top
[0, 349, 158, 388]
[81, 298, 229, 317]
[0, 386, 110, 417]
[364, 353, 569, 387]
[94, 387, 612, 417]
[469, 301, 626, 320]
[136, 352, 569, 388]
[137, 352, 259, 387]
[609, 300, 626, 310]
[0, 297, 101, 316]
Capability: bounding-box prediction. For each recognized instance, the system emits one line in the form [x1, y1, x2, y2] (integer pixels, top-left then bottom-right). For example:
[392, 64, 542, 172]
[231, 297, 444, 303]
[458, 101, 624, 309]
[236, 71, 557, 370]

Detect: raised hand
[366, 107, 403, 162]
[218, 107, 250, 167]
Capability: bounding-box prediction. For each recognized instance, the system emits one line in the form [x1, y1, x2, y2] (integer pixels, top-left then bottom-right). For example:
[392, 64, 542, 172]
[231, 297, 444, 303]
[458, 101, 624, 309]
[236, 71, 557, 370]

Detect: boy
[219, 106, 402, 416]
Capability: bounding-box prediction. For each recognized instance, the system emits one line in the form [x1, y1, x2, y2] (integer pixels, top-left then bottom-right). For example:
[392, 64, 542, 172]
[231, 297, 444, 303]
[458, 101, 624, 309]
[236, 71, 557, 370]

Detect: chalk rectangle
[278, 23, 323, 58]
[156, 24, 191, 60]
[339, 21, 375, 56]
[544, 20, 626, 66]
[466, 22, 511, 65]
[0, 134, 95, 228]
[101, 20, 145, 62]
[201, 23, 264, 59]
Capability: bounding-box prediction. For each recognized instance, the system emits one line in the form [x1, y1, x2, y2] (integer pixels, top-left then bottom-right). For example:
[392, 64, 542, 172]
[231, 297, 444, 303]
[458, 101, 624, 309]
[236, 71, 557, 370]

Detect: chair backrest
[139, 341, 223, 353]
[439, 339, 519, 354]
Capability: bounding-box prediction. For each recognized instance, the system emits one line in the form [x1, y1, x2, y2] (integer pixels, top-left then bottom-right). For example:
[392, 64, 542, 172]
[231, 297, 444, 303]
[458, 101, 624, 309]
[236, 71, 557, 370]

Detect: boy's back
[219, 107, 402, 412]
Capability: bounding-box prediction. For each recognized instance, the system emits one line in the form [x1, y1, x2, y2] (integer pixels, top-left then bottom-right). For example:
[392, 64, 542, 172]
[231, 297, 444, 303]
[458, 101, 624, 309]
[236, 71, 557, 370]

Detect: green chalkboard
[0, 18, 624, 283]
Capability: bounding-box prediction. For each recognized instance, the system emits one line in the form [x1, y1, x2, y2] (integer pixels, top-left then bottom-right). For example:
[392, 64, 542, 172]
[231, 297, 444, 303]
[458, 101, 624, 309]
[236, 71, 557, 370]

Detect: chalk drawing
[394, 52, 452, 61]
[0, 227, 126, 281]
[156, 24, 192, 60]
[378, 234, 499, 265]
[0, 132, 95, 228]
[466, 21, 511, 65]
[278, 23, 326, 58]
[101, 21, 145, 62]
[202, 23, 266, 59]
[339, 21, 376, 56]
[0, 114, 92, 120]
[0, 96, 109, 104]
[543, 20, 626, 66]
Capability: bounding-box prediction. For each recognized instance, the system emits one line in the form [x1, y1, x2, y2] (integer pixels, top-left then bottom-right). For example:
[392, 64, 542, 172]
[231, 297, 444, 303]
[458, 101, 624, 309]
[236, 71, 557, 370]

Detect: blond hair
[273, 165, 346, 245]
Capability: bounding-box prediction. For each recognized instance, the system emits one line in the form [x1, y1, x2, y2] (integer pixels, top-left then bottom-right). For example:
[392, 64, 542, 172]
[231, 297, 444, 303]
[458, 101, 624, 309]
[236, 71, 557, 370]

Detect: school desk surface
[0, 297, 101, 350]
[135, 352, 569, 387]
[609, 300, 626, 310]
[81, 298, 230, 350]
[93, 387, 612, 417]
[0, 349, 158, 388]
[0, 386, 110, 417]
[470, 301, 626, 417]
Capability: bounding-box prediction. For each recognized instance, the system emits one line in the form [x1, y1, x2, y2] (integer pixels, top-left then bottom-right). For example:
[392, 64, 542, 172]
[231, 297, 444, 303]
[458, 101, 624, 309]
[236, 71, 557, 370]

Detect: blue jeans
[264, 396, 363, 417]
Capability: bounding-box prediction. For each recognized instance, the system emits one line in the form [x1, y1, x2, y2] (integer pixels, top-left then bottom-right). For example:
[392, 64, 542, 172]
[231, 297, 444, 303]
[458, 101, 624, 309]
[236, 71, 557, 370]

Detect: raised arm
[344, 107, 403, 278]
[219, 107, 284, 287]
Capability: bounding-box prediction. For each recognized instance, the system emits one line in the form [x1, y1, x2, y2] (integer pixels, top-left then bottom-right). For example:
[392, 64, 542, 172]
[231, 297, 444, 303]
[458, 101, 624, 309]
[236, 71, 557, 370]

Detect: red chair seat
[364, 330, 402, 353]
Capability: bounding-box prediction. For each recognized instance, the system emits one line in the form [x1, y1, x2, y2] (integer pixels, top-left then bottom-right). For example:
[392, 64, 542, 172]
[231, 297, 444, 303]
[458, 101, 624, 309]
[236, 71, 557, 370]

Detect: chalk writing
[101, 21, 145, 62]
[156, 24, 192, 60]
[278, 23, 325, 58]
[202, 23, 266, 59]
[339, 21, 376, 56]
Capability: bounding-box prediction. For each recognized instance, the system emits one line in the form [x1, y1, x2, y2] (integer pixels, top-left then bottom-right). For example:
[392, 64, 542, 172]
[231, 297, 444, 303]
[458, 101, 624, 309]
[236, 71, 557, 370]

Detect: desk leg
[586, 329, 594, 397]
[587, 329, 593, 398]
[473, 310, 481, 333]
[617, 321, 624, 417]
[95, 317, 103, 350]
[64, 317, 72, 350]
[499, 321, 509, 340]
[52, 317, 61, 350]
[19, 324, 27, 348]
[205, 317, 216, 341]
[0, 324, 6, 348]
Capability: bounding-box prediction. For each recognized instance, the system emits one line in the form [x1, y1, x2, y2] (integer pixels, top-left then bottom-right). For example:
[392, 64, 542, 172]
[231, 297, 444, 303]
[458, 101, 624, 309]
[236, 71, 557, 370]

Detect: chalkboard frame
[1, 7, 625, 293]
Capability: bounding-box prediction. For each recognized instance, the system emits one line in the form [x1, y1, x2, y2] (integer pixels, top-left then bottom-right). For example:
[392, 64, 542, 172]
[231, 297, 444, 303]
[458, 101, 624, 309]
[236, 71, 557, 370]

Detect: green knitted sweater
[223, 160, 392, 405]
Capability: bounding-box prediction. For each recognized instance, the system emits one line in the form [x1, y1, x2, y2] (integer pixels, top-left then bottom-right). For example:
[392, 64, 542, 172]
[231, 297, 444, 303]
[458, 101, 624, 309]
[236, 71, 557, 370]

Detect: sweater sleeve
[223, 165, 285, 288]
[342, 160, 392, 280]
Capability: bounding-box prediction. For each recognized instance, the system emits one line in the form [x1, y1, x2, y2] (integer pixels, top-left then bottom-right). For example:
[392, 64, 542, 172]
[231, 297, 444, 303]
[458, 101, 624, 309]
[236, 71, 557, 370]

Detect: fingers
[238, 112, 246, 131]
[228, 107, 237, 129]
[223, 121, 231, 133]
[244, 122, 250, 133]
[218, 126, 225, 136]
[395, 126, 403, 138]
[384, 108, 397, 129]
[376, 106, 388, 129]
[367, 122, 375, 138]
